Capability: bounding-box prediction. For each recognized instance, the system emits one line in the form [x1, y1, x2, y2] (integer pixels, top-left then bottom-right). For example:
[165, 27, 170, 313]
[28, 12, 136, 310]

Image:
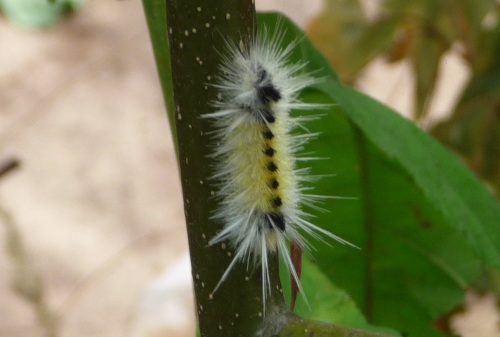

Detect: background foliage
[308, 0, 500, 195]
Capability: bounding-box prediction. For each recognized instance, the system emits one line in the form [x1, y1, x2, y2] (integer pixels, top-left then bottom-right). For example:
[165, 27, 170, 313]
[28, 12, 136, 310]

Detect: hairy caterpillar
[203, 25, 352, 309]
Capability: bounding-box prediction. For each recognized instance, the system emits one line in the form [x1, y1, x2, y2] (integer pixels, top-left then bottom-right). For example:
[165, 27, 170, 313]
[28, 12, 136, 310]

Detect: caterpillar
[203, 25, 352, 309]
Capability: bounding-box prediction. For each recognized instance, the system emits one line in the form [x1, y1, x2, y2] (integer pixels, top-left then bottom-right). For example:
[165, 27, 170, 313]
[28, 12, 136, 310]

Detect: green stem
[155, 0, 284, 336]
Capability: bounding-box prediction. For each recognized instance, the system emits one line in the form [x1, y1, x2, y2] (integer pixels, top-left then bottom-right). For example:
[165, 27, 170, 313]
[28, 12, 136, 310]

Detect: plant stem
[162, 0, 284, 336]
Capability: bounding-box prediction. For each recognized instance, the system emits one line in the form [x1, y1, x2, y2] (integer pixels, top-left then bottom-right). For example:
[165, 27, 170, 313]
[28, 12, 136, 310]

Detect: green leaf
[316, 84, 500, 337]
[280, 257, 400, 336]
[261, 13, 500, 337]
[320, 79, 500, 270]
[141, 0, 177, 156]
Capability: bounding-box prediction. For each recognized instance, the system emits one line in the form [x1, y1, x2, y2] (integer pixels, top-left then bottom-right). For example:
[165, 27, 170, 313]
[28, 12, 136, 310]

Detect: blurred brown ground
[0, 1, 189, 336]
[0, 1, 498, 337]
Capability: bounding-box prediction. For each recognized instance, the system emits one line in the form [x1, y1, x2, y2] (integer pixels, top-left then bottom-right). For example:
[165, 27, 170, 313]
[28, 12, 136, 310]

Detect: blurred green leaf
[411, 22, 448, 120]
[306, 0, 371, 84]
[308, 0, 498, 120]
[431, 24, 500, 195]
[0, 0, 84, 28]
[380, 0, 456, 119]
[454, 0, 498, 61]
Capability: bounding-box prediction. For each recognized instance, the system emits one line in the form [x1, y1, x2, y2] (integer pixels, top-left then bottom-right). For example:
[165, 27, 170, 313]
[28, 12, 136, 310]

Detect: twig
[0, 157, 20, 180]
[0, 205, 59, 337]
